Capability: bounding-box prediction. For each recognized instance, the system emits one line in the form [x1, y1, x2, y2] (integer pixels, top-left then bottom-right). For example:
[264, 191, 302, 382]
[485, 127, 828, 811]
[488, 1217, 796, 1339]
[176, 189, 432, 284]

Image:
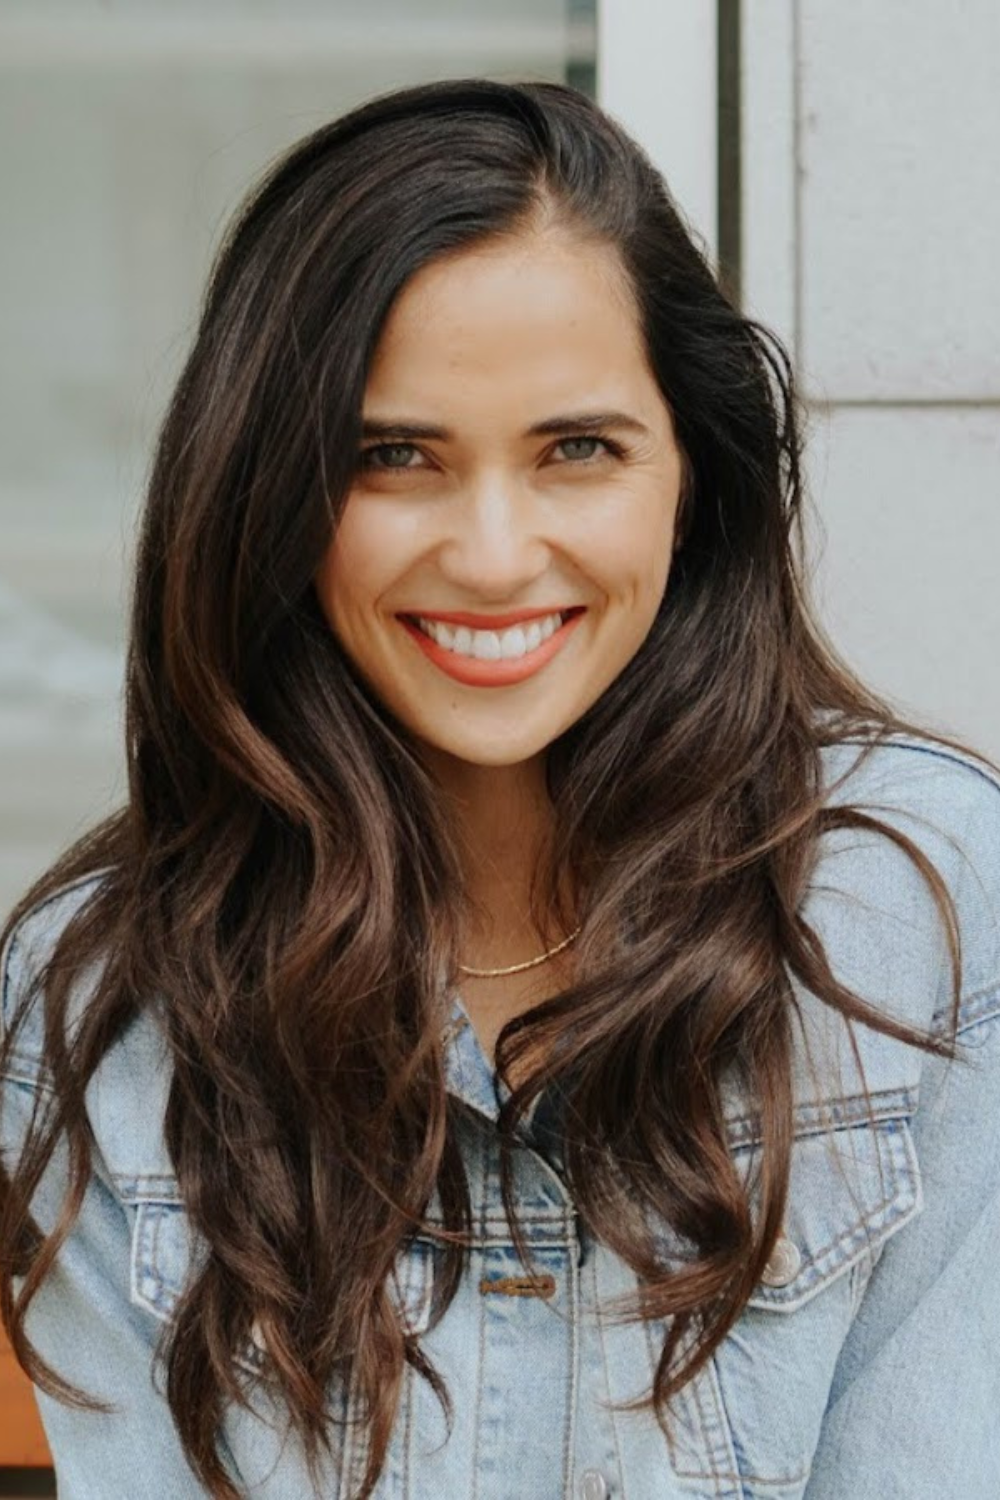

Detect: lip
[397, 608, 586, 687]
[399, 606, 584, 630]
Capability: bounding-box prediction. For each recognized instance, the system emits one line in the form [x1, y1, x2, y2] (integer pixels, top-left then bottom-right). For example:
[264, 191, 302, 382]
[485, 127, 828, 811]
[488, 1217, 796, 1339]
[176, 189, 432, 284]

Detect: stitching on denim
[689, 1465, 811, 1490]
[342, 1305, 377, 1499]
[647, 1312, 725, 1490]
[121, 1185, 581, 1236]
[705, 1355, 744, 1498]
[0, 1056, 56, 1092]
[340, 1351, 361, 1493]
[953, 987, 1000, 1038]
[133, 1202, 150, 1311]
[332, 1358, 351, 1492]
[437, 1210, 571, 1223]
[750, 1139, 903, 1308]
[560, 1211, 579, 1500]
[725, 1086, 917, 1149]
[0, 926, 15, 1039]
[748, 1121, 917, 1309]
[691, 1356, 764, 1499]
[705, 1348, 814, 1493]
[641, 1307, 659, 1420]
[136, 1203, 260, 1374]
[401, 1331, 414, 1499]
[469, 1124, 489, 1500]
[685, 1365, 730, 1496]
[150, 1203, 166, 1310]
[133, 1203, 168, 1319]
[592, 1249, 626, 1486]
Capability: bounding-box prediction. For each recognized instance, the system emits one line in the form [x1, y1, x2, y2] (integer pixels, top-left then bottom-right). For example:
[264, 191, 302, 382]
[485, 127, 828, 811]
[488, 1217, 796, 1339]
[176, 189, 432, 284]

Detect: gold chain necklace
[457, 924, 583, 978]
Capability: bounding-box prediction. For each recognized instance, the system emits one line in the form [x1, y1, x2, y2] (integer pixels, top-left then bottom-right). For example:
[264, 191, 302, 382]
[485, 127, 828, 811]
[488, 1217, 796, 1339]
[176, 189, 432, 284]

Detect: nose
[435, 475, 552, 599]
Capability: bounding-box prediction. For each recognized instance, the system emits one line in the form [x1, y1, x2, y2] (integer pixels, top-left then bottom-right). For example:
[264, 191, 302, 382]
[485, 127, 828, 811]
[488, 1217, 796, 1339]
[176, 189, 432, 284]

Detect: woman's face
[314, 228, 686, 772]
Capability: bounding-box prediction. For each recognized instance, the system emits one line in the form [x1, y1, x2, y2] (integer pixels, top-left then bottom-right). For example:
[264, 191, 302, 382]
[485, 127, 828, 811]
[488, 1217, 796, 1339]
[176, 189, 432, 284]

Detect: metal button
[579, 1469, 609, 1500]
[760, 1234, 802, 1287]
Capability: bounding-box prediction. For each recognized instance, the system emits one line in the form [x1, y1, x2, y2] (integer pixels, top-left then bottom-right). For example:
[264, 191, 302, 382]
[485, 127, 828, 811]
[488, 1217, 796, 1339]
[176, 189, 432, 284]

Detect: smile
[397, 608, 586, 687]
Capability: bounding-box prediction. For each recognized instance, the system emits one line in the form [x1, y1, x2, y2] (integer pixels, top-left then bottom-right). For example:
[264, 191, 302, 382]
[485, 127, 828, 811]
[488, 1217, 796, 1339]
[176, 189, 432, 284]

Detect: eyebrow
[359, 411, 651, 441]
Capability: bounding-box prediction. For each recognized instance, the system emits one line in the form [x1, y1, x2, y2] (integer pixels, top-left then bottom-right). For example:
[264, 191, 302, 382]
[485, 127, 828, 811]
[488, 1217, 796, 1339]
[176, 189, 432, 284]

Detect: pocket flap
[129, 1195, 436, 1379]
[743, 1115, 922, 1312]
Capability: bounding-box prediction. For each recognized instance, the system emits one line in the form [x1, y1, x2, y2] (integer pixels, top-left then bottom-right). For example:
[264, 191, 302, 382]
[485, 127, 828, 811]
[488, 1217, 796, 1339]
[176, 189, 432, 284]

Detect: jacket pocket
[666, 1106, 922, 1497]
[126, 1185, 437, 1381]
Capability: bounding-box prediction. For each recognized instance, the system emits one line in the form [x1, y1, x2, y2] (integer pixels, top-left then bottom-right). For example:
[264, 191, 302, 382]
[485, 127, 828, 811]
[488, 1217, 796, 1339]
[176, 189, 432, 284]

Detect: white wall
[743, 0, 1000, 760]
[597, 0, 717, 265]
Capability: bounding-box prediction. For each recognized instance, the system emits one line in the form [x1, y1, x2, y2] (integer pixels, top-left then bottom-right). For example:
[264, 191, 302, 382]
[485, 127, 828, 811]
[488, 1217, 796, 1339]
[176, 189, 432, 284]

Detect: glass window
[0, 1, 597, 915]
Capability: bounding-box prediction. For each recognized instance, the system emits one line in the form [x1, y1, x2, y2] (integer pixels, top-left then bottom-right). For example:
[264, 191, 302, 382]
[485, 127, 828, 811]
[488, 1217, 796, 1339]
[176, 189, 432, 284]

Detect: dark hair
[0, 76, 989, 1499]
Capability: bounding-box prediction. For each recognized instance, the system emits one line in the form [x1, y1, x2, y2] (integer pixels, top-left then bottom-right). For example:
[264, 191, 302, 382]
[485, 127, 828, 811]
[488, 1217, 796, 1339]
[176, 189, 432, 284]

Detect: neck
[422, 750, 564, 966]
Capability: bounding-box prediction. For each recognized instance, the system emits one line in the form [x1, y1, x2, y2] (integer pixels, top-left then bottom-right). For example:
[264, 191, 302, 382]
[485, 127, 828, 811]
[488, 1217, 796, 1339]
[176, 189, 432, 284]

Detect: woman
[1, 77, 998, 1500]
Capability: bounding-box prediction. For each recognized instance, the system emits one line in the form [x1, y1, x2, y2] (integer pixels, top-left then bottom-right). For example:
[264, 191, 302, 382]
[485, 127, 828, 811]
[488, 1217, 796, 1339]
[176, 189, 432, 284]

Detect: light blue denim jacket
[3, 732, 1000, 1499]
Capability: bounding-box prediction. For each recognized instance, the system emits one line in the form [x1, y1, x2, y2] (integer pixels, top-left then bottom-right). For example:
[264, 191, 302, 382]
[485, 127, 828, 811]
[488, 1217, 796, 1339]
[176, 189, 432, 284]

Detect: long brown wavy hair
[0, 77, 992, 1499]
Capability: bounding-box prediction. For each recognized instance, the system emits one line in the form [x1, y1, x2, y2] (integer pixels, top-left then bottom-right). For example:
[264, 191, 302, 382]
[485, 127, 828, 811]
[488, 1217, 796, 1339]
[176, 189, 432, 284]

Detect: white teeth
[473, 631, 502, 661]
[413, 611, 565, 660]
[500, 627, 528, 660]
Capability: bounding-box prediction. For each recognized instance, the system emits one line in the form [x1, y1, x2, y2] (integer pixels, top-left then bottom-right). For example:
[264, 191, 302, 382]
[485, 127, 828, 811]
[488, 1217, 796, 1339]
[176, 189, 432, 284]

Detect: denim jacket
[3, 731, 1000, 1500]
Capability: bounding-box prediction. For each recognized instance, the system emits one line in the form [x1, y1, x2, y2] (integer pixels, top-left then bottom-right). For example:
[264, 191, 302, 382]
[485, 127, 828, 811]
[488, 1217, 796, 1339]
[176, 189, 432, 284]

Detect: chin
[443, 742, 551, 768]
[412, 729, 558, 771]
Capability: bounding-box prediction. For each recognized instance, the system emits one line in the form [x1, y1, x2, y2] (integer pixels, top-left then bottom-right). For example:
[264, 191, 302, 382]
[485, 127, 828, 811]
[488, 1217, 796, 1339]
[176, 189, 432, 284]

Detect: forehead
[364, 231, 651, 405]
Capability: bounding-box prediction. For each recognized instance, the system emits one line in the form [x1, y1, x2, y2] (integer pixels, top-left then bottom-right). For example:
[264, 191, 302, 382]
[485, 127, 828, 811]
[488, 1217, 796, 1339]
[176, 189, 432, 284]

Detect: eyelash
[356, 434, 626, 472]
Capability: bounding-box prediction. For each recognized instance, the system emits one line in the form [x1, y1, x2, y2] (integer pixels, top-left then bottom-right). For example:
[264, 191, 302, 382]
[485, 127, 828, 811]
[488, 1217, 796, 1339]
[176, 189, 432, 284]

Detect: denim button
[761, 1234, 801, 1287]
[579, 1469, 609, 1499]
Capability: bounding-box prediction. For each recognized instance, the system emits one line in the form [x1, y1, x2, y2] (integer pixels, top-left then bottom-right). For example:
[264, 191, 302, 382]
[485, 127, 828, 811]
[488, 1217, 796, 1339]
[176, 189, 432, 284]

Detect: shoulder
[0, 870, 111, 1091]
[820, 727, 1000, 831]
[748, 729, 1000, 1131]
[815, 729, 1000, 1032]
[1, 868, 176, 1198]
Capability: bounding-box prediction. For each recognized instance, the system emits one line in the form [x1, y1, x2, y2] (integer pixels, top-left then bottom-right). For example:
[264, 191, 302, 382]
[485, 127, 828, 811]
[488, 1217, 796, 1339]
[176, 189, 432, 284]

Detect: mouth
[396, 606, 587, 687]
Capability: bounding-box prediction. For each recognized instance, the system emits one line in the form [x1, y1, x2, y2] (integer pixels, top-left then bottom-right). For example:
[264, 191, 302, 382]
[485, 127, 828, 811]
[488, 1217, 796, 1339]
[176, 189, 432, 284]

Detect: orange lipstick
[398, 609, 585, 687]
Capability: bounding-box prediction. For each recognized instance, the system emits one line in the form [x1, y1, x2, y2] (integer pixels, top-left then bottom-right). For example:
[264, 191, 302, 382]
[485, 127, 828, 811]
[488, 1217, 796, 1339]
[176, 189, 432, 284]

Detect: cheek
[591, 496, 677, 604]
[312, 544, 344, 635]
[313, 510, 387, 634]
[641, 489, 682, 585]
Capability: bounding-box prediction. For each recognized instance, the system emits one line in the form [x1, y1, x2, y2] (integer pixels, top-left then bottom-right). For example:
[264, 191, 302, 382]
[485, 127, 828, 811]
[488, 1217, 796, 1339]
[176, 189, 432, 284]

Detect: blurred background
[0, 0, 600, 929]
[0, 2, 998, 1483]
